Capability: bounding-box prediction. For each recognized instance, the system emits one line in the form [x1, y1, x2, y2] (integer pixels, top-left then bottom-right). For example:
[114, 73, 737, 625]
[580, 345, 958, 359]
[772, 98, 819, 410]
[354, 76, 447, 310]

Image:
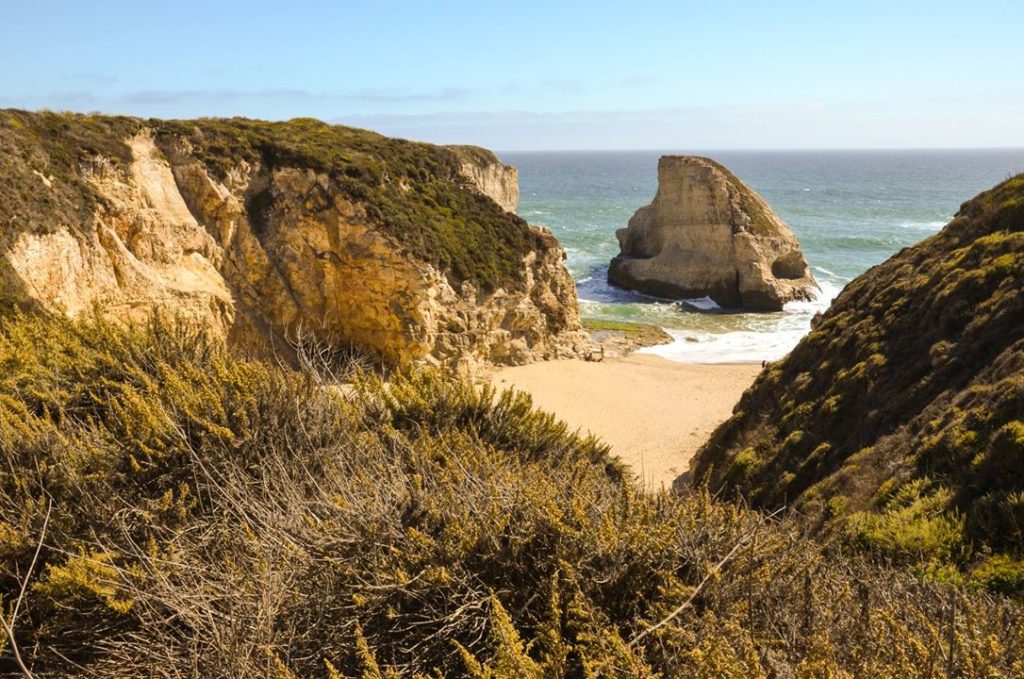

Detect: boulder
[608, 156, 817, 311]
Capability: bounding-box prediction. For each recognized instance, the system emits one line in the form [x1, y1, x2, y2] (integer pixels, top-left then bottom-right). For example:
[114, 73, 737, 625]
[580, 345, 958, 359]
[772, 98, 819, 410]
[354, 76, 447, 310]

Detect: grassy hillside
[0, 109, 541, 293]
[1, 312, 1022, 677]
[445, 144, 503, 167]
[692, 174, 1024, 591]
[0, 110, 141, 235]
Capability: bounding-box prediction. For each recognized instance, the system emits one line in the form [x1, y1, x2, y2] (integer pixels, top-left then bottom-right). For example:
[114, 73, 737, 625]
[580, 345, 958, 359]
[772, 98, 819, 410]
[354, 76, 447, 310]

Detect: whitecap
[784, 279, 842, 314]
[640, 281, 844, 364]
[896, 220, 947, 231]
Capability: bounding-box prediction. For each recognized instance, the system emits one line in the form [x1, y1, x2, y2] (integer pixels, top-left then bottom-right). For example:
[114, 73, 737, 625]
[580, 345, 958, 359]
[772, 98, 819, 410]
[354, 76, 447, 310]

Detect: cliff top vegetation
[0, 109, 541, 293]
[445, 144, 504, 167]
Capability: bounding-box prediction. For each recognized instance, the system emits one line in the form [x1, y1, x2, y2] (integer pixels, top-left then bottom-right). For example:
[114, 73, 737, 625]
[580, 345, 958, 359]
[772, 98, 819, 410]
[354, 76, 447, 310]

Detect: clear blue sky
[3, 0, 1022, 150]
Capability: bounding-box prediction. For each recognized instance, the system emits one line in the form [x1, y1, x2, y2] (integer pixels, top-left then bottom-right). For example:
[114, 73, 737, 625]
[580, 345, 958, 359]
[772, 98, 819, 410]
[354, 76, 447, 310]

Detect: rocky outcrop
[0, 111, 585, 368]
[1, 132, 234, 333]
[447, 145, 519, 213]
[581, 319, 673, 359]
[608, 156, 817, 311]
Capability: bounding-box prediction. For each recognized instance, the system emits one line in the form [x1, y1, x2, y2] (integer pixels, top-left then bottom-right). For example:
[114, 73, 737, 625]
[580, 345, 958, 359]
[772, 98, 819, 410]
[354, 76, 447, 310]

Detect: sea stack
[608, 156, 817, 311]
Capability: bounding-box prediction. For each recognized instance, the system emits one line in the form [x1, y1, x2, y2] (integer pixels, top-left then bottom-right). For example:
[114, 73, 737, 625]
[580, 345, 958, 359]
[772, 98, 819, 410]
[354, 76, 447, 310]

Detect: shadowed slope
[691, 174, 1024, 589]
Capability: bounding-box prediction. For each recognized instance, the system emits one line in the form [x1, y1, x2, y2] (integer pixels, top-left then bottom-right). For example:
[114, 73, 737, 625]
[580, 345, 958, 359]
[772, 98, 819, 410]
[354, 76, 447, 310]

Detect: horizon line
[5, 108, 1023, 155]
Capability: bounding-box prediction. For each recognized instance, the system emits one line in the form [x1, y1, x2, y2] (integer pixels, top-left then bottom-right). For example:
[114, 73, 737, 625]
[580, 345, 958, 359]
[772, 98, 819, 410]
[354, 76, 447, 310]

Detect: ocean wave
[640, 327, 807, 364]
[897, 220, 947, 231]
[580, 278, 841, 364]
[821, 235, 907, 250]
[784, 279, 842, 314]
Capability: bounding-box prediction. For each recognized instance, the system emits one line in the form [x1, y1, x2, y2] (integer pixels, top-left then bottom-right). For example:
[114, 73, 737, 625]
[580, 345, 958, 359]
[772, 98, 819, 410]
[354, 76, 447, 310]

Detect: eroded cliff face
[0, 112, 585, 368]
[608, 156, 817, 311]
[447, 145, 520, 213]
[2, 132, 234, 333]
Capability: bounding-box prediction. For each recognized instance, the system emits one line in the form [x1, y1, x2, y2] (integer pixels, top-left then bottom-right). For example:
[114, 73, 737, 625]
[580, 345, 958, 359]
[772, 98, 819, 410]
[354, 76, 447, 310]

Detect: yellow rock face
[2, 128, 585, 368]
[455, 159, 519, 214]
[4, 131, 234, 332]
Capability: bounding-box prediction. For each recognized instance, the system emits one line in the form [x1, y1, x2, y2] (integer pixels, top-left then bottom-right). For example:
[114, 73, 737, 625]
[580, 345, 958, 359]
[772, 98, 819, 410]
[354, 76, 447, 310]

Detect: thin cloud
[336, 102, 834, 127]
[333, 100, 1023, 151]
[615, 74, 655, 88]
[2, 86, 474, 110]
[499, 76, 654, 98]
[116, 87, 472, 106]
[59, 72, 120, 85]
[0, 91, 101, 107]
[500, 79, 588, 96]
[338, 87, 472, 104]
[119, 88, 320, 105]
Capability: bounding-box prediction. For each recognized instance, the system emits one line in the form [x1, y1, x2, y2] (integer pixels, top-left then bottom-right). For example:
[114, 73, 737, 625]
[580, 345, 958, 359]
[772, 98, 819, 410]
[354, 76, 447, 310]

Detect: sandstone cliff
[608, 156, 817, 311]
[690, 174, 1024, 588]
[0, 111, 585, 367]
[447, 145, 519, 213]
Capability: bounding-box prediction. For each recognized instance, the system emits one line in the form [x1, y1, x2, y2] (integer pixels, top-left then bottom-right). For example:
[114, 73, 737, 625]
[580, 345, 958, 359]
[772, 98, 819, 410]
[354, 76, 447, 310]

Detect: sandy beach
[490, 354, 761, 491]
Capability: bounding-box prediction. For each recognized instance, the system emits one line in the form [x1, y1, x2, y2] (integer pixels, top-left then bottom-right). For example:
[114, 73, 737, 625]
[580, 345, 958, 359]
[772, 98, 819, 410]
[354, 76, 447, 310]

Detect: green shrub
[972, 554, 1024, 595]
[692, 172, 1024, 593]
[726, 447, 763, 483]
[844, 480, 964, 563]
[0, 312, 1021, 676]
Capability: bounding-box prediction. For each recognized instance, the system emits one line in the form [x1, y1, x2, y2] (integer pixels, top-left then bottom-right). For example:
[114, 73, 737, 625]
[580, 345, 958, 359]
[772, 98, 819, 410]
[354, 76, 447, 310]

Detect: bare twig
[629, 506, 785, 647]
[1, 498, 53, 678]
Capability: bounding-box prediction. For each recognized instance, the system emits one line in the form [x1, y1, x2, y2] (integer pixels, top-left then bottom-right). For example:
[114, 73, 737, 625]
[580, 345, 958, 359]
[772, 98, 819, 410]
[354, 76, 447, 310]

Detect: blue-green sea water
[502, 150, 1024, 362]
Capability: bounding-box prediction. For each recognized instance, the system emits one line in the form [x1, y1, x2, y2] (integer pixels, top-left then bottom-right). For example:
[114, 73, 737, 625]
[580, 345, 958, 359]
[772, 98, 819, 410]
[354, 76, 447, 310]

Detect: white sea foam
[897, 220, 947, 231]
[639, 327, 808, 364]
[639, 281, 843, 363]
[784, 279, 842, 314]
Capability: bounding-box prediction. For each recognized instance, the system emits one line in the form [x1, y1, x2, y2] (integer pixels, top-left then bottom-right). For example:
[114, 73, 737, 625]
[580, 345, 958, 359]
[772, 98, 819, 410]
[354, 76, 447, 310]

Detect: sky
[2, 0, 1023, 150]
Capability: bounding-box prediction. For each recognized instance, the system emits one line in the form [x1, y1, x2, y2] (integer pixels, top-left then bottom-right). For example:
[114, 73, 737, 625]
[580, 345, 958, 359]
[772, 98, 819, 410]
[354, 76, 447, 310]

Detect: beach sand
[490, 354, 761, 491]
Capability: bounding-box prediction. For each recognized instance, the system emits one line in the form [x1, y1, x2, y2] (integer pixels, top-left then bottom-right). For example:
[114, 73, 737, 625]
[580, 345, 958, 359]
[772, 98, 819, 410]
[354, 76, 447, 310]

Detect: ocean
[502, 149, 1024, 363]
